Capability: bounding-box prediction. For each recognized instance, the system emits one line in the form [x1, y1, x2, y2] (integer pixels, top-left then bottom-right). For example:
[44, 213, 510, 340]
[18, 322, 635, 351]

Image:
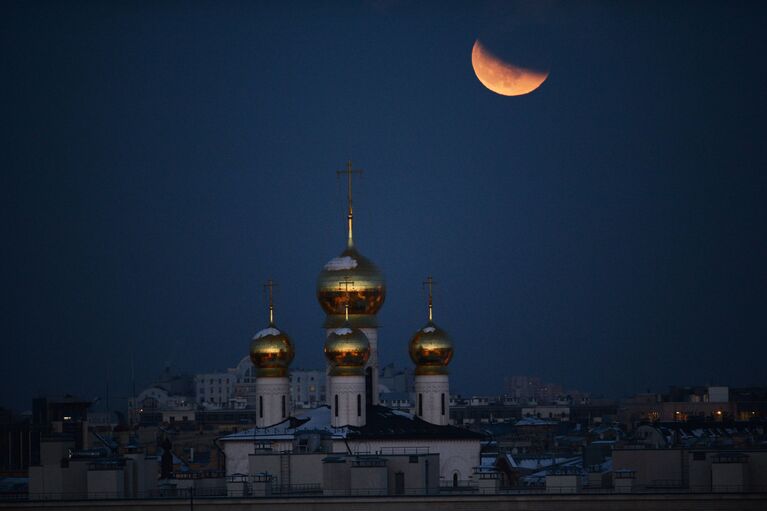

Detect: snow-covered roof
[522, 456, 582, 482]
[480, 455, 496, 468]
[220, 406, 349, 442]
[515, 417, 557, 426]
[220, 405, 484, 443]
[391, 409, 414, 419]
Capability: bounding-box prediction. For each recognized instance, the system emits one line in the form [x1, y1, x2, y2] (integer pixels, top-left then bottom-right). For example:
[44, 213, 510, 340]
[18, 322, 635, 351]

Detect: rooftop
[220, 405, 484, 443]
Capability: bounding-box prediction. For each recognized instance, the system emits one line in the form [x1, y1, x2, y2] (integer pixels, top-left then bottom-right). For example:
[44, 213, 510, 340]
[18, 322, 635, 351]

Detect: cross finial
[336, 160, 363, 248]
[338, 277, 355, 321]
[264, 279, 277, 325]
[422, 276, 436, 322]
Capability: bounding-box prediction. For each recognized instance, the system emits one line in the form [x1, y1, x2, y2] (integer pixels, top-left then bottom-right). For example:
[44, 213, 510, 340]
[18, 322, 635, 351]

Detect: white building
[194, 371, 235, 409]
[290, 369, 326, 408]
[220, 405, 482, 485]
[232, 355, 258, 408]
[195, 357, 275, 410]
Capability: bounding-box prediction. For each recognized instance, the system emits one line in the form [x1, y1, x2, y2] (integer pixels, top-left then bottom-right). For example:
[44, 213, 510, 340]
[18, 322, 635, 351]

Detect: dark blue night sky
[2, 1, 766, 410]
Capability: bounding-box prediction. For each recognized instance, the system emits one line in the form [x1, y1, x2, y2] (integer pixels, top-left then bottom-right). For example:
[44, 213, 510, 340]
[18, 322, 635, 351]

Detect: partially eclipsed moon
[471, 39, 549, 96]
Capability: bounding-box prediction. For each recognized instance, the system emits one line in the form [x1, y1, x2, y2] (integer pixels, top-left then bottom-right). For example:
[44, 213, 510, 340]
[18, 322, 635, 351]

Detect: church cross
[422, 276, 436, 321]
[336, 160, 364, 247]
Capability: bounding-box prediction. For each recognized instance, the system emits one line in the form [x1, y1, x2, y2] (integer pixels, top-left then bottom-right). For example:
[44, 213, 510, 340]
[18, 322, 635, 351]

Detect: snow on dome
[332, 327, 353, 335]
[324, 256, 358, 271]
[422, 326, 436, 333]
[253, 327, 281, 339]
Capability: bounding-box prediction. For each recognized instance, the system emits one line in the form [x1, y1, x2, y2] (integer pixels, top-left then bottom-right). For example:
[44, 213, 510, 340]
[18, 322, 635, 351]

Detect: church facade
[220, 163, 483, 490]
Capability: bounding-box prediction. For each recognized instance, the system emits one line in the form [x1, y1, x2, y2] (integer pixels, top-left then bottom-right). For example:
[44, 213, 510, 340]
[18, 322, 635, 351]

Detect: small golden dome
[317, 246, 385, 327]
[324, 324, 370, 376]
[249, 324, 295, 378]
[409, 321, 453, 375]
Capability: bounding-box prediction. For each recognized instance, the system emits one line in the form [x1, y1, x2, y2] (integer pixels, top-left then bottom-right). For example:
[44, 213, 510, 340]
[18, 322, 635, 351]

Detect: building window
[357, 394, 361, 417]
[335, 395, 339, 417]
[453, 473, 459, 488]
[441, 393, 445, 416]
[281, 395, 286, 418]
[259, 396, 263, 418]
[418, 393, 423, 417]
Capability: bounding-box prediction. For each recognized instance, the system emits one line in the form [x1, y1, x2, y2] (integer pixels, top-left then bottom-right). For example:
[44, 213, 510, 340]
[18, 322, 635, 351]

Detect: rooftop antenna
[336, 160, 363, 248]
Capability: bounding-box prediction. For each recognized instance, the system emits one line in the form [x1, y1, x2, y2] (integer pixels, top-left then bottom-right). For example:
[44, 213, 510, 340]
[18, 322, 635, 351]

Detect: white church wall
[342, 438, 481, 483]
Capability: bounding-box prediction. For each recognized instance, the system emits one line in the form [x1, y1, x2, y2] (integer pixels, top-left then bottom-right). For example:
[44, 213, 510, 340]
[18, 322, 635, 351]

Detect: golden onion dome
[249, 324, 295, 378]
[317, 246, 385, 328]
[324, 323, 370, 376]
[409, 321, 454, 375]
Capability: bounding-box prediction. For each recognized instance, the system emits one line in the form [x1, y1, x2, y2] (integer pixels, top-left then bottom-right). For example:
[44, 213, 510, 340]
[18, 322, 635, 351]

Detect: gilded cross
[422, 276, 436, 321]
[264, 279, 277, 325]
[336, 160, 363, 247]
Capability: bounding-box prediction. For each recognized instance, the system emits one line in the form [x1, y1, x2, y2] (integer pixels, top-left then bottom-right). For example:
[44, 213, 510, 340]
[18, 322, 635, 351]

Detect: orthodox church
[220, 163, 484, 491]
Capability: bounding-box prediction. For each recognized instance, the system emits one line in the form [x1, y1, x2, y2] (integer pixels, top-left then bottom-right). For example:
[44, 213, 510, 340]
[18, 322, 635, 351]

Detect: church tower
[324, 303, 370, 427]
[409, 277, 454, 426]
[249, 280, 295, 428]
[317, 161, 386, 406]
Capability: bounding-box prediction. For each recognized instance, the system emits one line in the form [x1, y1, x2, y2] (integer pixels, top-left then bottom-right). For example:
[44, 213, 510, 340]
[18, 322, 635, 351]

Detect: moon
[471, 39, 549, 96]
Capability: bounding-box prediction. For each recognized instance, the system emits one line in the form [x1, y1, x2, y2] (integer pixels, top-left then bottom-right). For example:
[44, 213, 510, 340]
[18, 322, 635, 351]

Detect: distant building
[131, 368, 195, 424]
[28, 437, 158, 499]
[522, 405, 570, 422]
[0, 395, 91, 482]
[630, 421, 764, 449]
[379, 391, 412, 411]
[232, 355, 257, 408]
[289, 369, 325, 409]
[613, 447, 767, 492]
[504, 376, 588, 405]
[378, 363, 414, 395]
[194, 371, 235, 408]
[133, 386, 194, 425]
[618, 386, 738, 428]
[0, 408, 39, 474]
[731, 387, 767, 420]
[33, 396, 92, 451]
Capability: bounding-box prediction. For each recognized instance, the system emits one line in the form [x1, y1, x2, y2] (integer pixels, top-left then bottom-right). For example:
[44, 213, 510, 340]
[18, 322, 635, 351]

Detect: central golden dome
[409, 321, 454, 375]
[317, 246, 385, 328]
[324, 324, 370, 376]
[249, 324, 295, 378]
